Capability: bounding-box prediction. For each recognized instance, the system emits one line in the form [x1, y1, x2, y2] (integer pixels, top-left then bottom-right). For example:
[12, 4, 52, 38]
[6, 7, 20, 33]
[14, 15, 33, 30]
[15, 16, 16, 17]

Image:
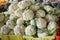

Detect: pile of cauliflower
[0, 0, 60, 38]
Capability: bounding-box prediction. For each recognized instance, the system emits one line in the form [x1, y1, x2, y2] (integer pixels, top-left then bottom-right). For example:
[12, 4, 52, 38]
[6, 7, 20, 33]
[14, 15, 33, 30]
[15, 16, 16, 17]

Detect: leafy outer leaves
[37, 29, 45, 33]
[30, 0, 36, 4]
[30, 20, 37, 27]
[47, 27, 56, 35]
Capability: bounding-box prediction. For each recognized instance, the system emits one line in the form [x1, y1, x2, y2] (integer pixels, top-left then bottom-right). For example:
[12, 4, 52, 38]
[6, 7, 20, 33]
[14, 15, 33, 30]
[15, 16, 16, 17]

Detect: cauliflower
[23, 9, 34, 20]
[14, 25, 25, 35]
[25, 25, 36, 36]
[9, 14, 18, 20]
[14, 8, 23, 18]
[47, 21, 57, 35]
[6, 20, 15, 29]
[45, 14, 57, 22]
[44, 5, 55, 14]
[36, 10, 46, 17]
[36, 18, 47, 29]
[16, 18, 24, 25]
[44, 5, 53, 12]
[30, 3, 40, 11]
[37, 29, 47, 37]
[8, 3, 18, 13]
[1, 25, 10, 34]
[0, 0, 59, 36]
[0, 14, 4, 22]
[18, 0, 31, 10]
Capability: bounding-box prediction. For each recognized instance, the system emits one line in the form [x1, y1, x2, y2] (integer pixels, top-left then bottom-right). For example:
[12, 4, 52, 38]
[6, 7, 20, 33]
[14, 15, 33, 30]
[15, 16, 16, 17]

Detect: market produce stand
[0, 0, 60, 40]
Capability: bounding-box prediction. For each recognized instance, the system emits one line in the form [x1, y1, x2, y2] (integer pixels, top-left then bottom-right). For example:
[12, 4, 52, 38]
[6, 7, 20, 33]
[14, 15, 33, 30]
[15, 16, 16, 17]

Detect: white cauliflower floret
[25, 25, 36, 36]
[30, 3, 40, 11]
[8, 3, 18, 13]
[14, 8, 23, 18]
[47, 21, 57, 35]
[9, 14, 17, 20]
[37, 29, 47, 38]
[0, 14, 4, 22]
[16, 18, 24, 25]
[45, 14, 57, 22]
[48, 21, 57, 30]
[36, 10, 46, 17]
[18, 0, 31, 10]
[6, 20, 15, 29]
[1, 25, 10, 34]
[44, 5, 53, 12]
[36, 18, 47, 29]
[14, 25, 25, 35]
[23, 9, 34, 20]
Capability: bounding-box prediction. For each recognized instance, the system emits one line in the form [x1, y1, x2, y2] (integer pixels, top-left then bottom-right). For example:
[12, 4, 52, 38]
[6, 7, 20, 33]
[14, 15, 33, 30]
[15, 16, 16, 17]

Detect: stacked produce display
[0, 0, 60, 39]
